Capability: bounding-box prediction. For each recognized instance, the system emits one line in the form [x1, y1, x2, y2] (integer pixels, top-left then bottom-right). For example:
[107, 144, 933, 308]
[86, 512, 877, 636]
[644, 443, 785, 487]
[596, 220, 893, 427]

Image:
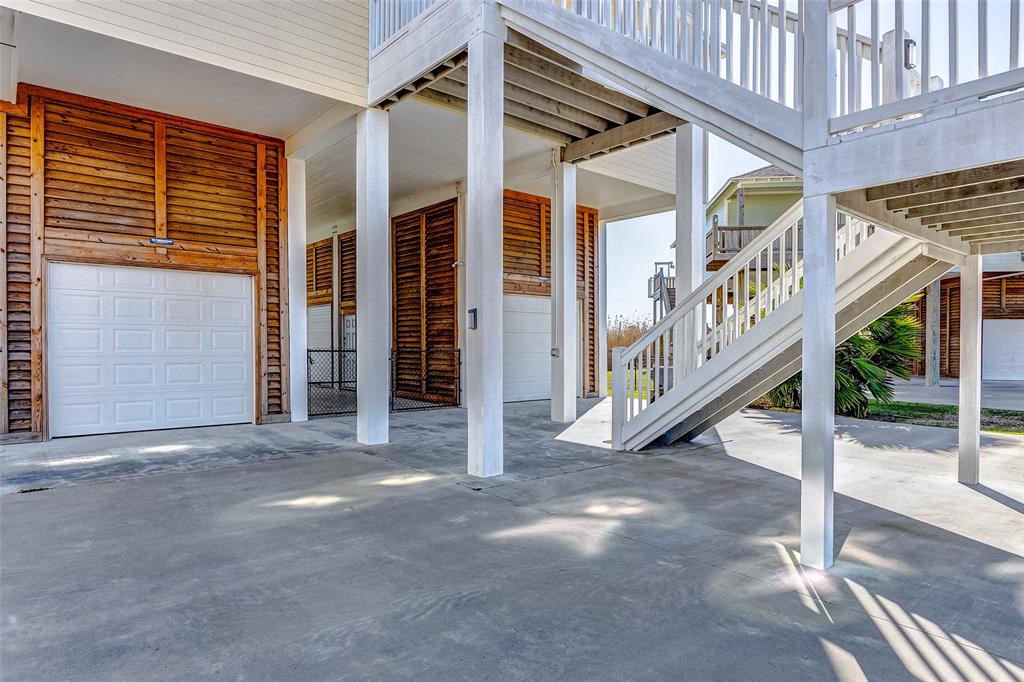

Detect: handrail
[612, 200, 876, 447]
[620, 198, 804, 360]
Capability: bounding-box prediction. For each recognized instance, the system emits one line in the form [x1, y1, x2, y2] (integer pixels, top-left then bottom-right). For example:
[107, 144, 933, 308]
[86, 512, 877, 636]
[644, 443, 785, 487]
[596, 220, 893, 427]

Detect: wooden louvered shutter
[391, 198, 459, 402]
[338, 231, 356, 314]
[4, 113, 32, 433]
[306, 237, 332, 305]
[392, 210, 424, 398]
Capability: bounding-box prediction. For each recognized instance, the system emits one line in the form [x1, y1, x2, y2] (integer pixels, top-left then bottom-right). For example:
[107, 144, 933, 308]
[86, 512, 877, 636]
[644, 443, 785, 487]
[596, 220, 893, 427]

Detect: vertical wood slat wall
[338, 231, 356, 315]
[306, 237, 333, 306]
[391, 198, 459, 402]
[910, 274, 1024, 378]
[502, 190, 600, 397]
[1, 85, 289, 441]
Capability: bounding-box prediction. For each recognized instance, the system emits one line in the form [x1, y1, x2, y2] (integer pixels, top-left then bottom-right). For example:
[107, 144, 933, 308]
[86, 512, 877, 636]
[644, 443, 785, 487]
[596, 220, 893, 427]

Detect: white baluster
[740, 0, 751, 88]
[949, 0, 959, 86]
[778, 0, 787, 105]
[871, 0, 880, 107]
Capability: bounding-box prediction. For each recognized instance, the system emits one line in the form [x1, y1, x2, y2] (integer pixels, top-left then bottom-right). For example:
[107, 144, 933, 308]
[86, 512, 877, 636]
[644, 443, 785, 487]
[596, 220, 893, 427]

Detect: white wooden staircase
[611, 201, 951, 450]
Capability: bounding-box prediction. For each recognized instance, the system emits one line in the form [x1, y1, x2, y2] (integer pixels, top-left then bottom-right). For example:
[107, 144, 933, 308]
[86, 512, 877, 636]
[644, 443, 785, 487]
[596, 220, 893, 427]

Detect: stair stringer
[497, 0, 803, 173]
[658, 255, 952, 445]
[619, 231, 936, 451]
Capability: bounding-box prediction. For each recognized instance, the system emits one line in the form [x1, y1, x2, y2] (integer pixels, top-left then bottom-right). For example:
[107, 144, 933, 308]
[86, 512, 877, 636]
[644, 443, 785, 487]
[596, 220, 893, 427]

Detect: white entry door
[983, 319, 1024, 380]
[47, 263, 255, 437]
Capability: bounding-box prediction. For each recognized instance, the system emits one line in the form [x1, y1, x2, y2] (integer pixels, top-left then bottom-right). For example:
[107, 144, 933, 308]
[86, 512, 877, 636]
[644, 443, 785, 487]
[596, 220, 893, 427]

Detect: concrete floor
[2, 400, 1023, 680]
[892, 377, 1023, 410]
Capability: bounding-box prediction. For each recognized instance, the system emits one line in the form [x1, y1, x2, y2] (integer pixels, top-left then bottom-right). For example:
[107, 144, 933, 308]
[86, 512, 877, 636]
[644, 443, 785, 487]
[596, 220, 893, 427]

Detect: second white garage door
[983, 319, 1024, 380]
[48, 263, 255, 437]
[503, 295, 552, 401]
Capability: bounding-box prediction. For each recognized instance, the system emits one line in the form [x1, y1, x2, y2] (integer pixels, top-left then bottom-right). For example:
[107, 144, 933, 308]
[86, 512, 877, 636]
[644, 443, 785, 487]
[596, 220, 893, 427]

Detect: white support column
[597, 218, 609, 398]
[0, 9, 16, 105]
[287, 157, 309, 422]
[925, 278, 941, 387]
[465, 25, 504, 477]
[331, 232, 341, 352]
[355, 108, 390, 445]
[551, 160, 577, 423]
[800, 192, 837, 570]
[958, 255, 982, 485]
[674, 124, 705, 381]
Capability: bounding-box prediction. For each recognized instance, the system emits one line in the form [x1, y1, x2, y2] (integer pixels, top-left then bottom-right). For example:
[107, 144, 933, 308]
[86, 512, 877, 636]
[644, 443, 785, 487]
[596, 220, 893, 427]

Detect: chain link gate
[307, 349, 357, 416]
[308, 348, 461, 417]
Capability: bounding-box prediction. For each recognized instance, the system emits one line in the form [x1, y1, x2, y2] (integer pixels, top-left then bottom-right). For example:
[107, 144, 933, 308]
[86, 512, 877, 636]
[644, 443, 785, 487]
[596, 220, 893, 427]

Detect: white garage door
[983, 319, 1024, 380]
[504, 295, 552, 401]
[48, 263, 255, 437]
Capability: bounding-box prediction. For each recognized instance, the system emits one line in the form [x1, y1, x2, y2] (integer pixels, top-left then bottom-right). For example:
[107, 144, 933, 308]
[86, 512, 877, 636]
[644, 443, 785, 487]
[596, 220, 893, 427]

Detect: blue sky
[606, 134, 763, 320]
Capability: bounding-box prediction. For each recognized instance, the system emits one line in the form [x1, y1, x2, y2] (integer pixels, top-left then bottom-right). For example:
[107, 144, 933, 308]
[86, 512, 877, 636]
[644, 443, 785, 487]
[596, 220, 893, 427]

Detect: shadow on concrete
[738, 407, 1018, 455]
[964, 483, 1024, 515]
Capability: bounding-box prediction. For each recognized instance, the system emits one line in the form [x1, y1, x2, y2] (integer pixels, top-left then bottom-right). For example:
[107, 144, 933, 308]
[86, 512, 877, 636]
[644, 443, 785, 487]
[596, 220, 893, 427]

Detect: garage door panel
[48, 263, 254, 437]
[503, 295, 552, 402]
[983, 319, 1024, 381]
[51, 356, 250, 395]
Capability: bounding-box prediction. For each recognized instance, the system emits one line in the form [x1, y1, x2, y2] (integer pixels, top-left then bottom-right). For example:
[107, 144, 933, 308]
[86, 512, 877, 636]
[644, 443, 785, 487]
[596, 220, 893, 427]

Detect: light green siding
[741, 191, 800, 226]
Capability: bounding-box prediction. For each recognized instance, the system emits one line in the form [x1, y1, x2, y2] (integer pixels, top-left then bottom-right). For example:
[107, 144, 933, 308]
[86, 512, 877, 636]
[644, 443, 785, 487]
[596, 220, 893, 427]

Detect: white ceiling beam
[920, 201, 1024, 226]
[413, 89, 572, 144]
[867, 160, 1024, 202]
[429, 77, 590, 138]
[562, 112, 683, 163]
[285, 102, 358, 160]
[974, 239, 1024, 255]
[504, 43, 649, 118]
[447, 66, 609, 131]
[906, 189, 1024, 219]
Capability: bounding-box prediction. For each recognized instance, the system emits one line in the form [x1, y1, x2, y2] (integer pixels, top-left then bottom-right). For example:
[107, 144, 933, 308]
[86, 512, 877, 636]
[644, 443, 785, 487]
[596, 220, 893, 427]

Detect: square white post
[674, 124, 705, 380]
[465, 26, 504, 477]
[800, 192, 837, 570]
[925, 279, 941, 387]
[597, 218, 609, 397]
[356, 108, 390, 445]
[0, 9, 16, 105]
[287, 157, 309, 422]
[958, 255, 982, 484]
[551, 161, 577, 423]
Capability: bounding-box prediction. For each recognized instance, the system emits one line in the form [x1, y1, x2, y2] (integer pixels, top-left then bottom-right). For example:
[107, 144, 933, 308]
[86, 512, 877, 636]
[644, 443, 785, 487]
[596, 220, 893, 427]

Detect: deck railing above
[829, 0, 1024, 134]
[370, 0, 441, 51]
[548, 0, 802, 109]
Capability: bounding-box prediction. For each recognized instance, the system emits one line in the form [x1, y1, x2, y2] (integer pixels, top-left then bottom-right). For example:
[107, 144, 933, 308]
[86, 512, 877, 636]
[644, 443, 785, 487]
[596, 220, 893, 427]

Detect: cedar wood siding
[1, 84, 289, 442]
[910, 274, 1024, 378]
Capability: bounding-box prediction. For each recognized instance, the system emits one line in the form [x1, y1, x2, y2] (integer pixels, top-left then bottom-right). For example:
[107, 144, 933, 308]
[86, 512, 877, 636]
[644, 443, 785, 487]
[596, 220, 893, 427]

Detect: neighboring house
[704, 165, 801, 271]
[656, 166, 1024, 381]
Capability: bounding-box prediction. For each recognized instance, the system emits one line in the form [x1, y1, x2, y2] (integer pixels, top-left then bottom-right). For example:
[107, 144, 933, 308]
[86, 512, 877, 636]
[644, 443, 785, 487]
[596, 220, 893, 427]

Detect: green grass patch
[866, 401, 1024, 435]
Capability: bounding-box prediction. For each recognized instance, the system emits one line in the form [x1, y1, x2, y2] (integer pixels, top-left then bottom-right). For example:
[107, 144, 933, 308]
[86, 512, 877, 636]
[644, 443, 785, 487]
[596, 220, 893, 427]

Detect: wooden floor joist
[869, 160, 1024, 202]
[561, 111, 683, 163]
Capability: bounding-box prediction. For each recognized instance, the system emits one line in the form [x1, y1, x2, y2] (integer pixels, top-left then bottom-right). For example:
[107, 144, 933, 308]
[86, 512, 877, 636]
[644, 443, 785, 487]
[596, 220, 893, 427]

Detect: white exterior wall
[4, 0, 369, 105]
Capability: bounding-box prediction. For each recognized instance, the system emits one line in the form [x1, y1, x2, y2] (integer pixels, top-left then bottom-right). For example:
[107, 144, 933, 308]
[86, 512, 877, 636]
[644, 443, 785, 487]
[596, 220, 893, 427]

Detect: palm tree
[764, 297, 922, 417]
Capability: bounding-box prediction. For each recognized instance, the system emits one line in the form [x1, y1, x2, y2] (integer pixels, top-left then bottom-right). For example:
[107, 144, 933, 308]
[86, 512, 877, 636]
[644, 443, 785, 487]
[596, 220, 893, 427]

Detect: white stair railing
[611, 201, 875, 448]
